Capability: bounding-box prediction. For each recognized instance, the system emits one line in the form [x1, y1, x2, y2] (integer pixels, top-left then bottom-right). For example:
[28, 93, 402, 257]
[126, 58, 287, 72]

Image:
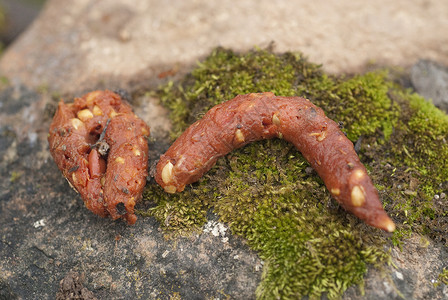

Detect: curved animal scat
[48, 90, 150, 224]
[155, 92, 395, 232]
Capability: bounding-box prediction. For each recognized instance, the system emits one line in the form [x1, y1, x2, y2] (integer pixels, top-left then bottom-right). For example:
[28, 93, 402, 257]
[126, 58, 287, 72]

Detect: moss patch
[139, 182, 211, 238]
[140, 48, 448, 299]
[385, 90, 448, 244]
[434, 268, 448, 287]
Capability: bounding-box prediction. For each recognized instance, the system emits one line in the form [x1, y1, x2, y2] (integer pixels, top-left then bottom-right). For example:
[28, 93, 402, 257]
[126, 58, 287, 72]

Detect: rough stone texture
[0, 0, 448, 299]
[344, 235, 448, 300]
[411, 60, 448, 113]
[55, 272, 97, 300]
[1, 0, 448, 93]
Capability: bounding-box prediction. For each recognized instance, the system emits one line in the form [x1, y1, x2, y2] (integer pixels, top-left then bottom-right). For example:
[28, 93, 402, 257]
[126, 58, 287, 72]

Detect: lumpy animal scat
[48, 90, 150, 224]
[155, 92, 395, 232]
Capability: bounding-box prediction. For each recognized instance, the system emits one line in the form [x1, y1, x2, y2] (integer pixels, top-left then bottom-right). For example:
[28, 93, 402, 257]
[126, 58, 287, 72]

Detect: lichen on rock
[140, 47, 448, 299]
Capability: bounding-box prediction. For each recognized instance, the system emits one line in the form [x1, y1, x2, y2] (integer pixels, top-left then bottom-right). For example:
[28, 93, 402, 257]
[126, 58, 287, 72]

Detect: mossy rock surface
[140, 48, 448, 299]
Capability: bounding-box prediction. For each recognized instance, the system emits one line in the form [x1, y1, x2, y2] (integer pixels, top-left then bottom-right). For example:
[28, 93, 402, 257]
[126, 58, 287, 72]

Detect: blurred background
[0, 0, 46, 48]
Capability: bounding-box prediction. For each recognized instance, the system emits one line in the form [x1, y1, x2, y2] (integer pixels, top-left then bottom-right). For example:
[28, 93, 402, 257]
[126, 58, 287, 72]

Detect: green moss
[434, 268, 448, 287]
[403, 92, 448, 183]
[325, 73, 400, 141]
[137, 184, 211, 238]
[0, 76, 8, 86]
[9, 171, 22, 183]
[383, 91, 448, 244]
[141, 48, 448, 298]
[210, 140, 390, 299]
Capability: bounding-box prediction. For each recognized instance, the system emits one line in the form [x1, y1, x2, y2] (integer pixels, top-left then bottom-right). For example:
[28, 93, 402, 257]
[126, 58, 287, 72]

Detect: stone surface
[344, 235, 448, 300]
[55, 272, 97, 300]
[1, 0, 448, 93]
[0, 0, 448, 299]
[411, 60, 448, 113]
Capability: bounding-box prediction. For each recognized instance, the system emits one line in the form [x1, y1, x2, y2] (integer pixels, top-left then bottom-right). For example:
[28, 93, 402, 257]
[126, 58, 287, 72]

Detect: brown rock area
[0, 0, 447, 299]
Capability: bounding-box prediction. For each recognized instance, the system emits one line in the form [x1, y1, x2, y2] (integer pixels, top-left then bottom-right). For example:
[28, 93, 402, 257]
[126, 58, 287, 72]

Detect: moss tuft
[325, 72, 400, 142]
[138, 184, 211, 238]
[141, 48, 448, 298]
[211, 140, 390, 299]
[383, 91, 448, 245]
[434, 268, 448, 287]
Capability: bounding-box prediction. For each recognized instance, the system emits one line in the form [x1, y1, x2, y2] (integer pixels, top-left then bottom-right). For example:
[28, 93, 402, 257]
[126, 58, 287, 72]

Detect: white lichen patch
[33, 219, 46, 228]
[203, 221, 228, 243]
[81, 239, 94, 252]
[255, 261, 264, 272]
[394, 271, 404, 280]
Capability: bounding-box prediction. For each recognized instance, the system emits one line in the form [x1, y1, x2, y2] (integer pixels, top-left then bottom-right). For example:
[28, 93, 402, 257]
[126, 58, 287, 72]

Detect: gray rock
[55, 272, 97, 300]
[411, 60, 448, 113]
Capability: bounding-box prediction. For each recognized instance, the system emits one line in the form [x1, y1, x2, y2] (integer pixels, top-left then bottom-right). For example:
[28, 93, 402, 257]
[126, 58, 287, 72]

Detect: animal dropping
[155, 92, 395, 232]
[48, 90, 150, 224]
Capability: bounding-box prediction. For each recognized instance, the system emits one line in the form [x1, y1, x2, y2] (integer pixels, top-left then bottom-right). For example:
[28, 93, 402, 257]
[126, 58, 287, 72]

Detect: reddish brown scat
[48, 90, 150, 224]
[155, 92, 395, 232]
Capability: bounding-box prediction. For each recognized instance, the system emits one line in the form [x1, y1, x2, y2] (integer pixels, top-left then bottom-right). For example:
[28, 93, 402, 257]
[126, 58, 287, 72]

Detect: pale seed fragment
[71, 118, 84, 130]
[353, 169, 365, 180]
[164, 185, 177, 194]
[309, 131, 327, 141]
[351, 185, 366, 207]
[92, 105, 103, 116]
[109, 109, 118, 118]
[331, 188, 340, 196]
[161, 161, 174, 184]
[141, 127, 150, 136]
[77, 109, 94, 121]
[115, 157, 125, 164]
[317, 130, 327, 141]
[235, 129, 245, 143]
[272, 113, 281, 126]
[133, 149, 141, 156]
[72, 172, 78, 184]
[85, 91, 101, 105]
